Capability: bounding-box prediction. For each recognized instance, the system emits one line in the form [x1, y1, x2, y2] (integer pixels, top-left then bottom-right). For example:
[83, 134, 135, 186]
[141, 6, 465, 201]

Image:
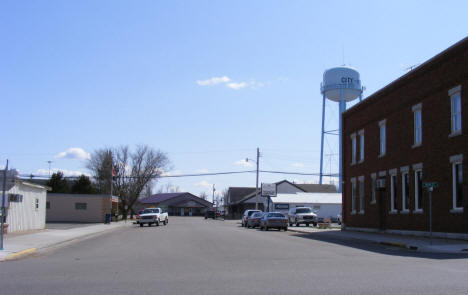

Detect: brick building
[342, 37, 467, 237]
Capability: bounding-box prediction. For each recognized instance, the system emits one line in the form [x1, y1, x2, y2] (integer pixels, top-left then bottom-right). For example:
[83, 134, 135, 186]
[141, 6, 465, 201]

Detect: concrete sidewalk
[287, 226, 468, 254]
[0, 221, 131, 261]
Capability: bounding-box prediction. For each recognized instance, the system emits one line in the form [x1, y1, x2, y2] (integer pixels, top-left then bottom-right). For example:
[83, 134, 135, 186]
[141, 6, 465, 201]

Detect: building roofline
[344, 37, 468, 117]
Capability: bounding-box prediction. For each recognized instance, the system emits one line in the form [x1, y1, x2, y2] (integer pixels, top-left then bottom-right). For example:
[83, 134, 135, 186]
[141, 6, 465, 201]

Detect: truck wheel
[296, 223, 300, 227]
[140, 223, 143, 227]
[306, 223, 310, 227]
[284, 227, 288, 231]
[148, 223, 152, 227]
[265, 227, 269, 231]
[163, 219, 167, 225]
[313, 222, 317, 227]
[156, 220, 160, 226]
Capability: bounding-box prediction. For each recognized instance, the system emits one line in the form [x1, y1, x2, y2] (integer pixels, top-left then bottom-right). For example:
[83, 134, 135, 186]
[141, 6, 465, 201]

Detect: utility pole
[1, 159, 9, 251]
[47, 160, 53, 178]
[255, 148, 259, 210]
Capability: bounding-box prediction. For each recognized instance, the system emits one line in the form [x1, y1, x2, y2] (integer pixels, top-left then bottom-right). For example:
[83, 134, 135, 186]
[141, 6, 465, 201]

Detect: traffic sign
[422, 182, 438, 188]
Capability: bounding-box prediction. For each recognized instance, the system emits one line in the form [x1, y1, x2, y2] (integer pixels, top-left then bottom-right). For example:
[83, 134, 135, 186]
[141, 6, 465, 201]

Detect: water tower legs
[319, 94, 326, 185]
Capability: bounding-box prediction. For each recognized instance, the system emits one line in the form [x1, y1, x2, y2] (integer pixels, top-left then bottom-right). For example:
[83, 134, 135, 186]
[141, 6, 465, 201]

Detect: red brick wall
[342, 38, 468, 233]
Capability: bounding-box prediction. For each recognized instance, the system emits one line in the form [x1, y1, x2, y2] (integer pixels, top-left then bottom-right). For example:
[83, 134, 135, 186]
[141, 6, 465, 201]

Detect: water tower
[319, 66, 363, 193]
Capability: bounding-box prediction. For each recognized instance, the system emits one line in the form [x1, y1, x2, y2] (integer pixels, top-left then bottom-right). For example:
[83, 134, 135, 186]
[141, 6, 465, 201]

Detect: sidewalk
[0, 221, 131, 261]
[287, 226, 468, 254]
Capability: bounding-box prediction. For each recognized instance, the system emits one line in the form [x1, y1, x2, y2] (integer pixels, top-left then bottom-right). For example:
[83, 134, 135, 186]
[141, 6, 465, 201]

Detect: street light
[246, 148, 260, 210]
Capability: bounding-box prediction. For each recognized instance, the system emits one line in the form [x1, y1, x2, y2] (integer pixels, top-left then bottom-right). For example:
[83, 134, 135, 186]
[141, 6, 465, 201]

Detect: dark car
[260, 212, 288, 231]
[247, 212, 264, 228]
[205, 210, 215, 219]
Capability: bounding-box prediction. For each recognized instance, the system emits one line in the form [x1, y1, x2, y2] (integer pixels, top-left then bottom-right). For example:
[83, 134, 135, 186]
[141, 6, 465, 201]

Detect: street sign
[422, 182, 438, 188]
[261, 183, 276, 197]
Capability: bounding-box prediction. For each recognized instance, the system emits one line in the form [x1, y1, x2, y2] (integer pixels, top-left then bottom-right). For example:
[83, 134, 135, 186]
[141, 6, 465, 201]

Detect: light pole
[246, 148, 260, 210]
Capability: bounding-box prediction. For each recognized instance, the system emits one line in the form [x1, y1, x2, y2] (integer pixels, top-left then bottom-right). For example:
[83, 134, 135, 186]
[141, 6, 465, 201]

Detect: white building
[268, 192, 342, 221]
[1, 172, 49, 233]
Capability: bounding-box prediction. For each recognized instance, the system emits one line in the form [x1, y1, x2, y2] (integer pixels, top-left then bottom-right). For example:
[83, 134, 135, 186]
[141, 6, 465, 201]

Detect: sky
[1, 0, 467, 199]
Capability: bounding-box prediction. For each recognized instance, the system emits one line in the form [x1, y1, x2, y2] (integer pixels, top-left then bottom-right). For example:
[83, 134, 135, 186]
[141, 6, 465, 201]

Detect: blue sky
[1, 1, 467, 198]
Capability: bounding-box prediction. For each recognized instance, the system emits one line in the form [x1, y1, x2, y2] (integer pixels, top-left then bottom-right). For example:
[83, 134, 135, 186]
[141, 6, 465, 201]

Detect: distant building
[1, 171, 49, 233]
[138, 193, 212, 216]
[343, 37, 467, 238]
[269, 192, 342, 222]
[46, 193, 119, 223]
[225, 180, 337, 219]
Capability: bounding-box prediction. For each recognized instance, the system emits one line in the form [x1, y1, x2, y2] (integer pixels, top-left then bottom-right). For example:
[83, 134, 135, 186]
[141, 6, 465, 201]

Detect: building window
[412, 103, 422, 146]
[46, 201, 50, 209]
[351, 133, 357, 164]
[401, 172, 410, 212]
[35, 198, 39, 210]
[390, 172, 397, 213]
[75, 203, 87, 210]
[358, 129, 364, 163]
[8, 194, 23, 202]
[414, 169, 423, 212]
[379, 120, 386, 156]
[358, 176, 365, 213]
[351, 178, 356, 213]
[371, 173, 377, 204]
[449, 85, 462, 136]
[450, 154, 463, 211]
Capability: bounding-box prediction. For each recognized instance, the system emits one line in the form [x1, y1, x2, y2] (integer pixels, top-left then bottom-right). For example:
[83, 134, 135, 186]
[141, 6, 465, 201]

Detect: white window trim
[449, 85, 462, 137]
[450, 154, 463, 211]
[389, 170, 398, 214]
[412, 103, 422, 148]
[351, 177, 357, 214]
[350, 133, 357, 165]
[358, 129, 365, 163]
[378, 119, 386, 157]
[370, 173, 377, 204]
[414, 169, 423, 213]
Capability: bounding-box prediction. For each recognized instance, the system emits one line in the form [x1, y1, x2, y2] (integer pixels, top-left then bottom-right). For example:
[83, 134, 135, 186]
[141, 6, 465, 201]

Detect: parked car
[260, 212, 288, 231]
[138, 208, 168, 227]
[241, 209, 262, 227]
[135, 210, 144, 224]
[247, 212, 264, 228]
[205, 210, 215, 219]
[288, 207, 318, 227]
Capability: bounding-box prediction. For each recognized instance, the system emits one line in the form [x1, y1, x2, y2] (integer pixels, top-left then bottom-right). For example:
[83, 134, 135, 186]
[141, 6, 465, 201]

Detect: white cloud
[196, 169, 210, 173]
[226, 82, 247, 90]
[195, 180, 213, 190]
[36, 168, 90, 177]
[196, 76, 231, 86]
[234, 159, 253, 167]
[291, 162, 305, 168]
[161, 170, 182, 177]
[55, 148, 91, 160]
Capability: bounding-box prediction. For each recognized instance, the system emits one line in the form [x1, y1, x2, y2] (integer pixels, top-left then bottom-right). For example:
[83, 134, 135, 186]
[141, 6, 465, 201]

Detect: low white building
[1, 172, 49, 233]
[267, 192, 342, 221]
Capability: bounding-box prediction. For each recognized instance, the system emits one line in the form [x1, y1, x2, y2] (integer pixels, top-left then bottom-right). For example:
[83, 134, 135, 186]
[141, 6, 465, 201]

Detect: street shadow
[289, 231, 468, 260]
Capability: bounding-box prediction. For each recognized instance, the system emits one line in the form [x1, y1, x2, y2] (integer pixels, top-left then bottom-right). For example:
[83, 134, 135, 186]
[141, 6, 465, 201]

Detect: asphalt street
[1, 217, 467, 295]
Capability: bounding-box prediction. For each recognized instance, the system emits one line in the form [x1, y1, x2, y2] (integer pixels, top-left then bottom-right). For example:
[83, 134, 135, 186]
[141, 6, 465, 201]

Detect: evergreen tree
[47, 171, 69, 193]
[71, 174, 96, 194]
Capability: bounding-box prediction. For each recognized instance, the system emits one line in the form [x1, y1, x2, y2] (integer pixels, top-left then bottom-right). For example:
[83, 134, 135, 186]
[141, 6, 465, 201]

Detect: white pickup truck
[138, 208, 168, 227]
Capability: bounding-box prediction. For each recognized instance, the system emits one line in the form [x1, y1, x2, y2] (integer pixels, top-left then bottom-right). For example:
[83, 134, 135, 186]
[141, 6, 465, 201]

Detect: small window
[351, 178, 356, 213]
[75, 203, 87, 210]
[379, 120, 386, 156]
[351, 133, 357, 164]
[46, 201, 50, 209]
[449, 86, 462, 135]
[35, 198, 39, 210]
[390, 173, 397, 213]
[401, 172, 410, 211]
[8, 194, 23, 202]
[414, 170, 423, 212]
[412, 103, 422, 146]
[371, 174, 377, 204]
[358, 130, 365, 162]
[451, 155, 463, 211]
[358, 176, 365, 213]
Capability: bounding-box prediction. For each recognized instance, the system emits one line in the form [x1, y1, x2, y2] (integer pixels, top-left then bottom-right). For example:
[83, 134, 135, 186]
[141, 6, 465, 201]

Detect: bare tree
[87, 145, 170, 219]
[199, 191, 208, 200]
[156, 182, 180, 193]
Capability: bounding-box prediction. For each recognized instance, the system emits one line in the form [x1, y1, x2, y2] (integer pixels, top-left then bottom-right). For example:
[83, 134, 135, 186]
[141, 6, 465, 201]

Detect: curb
[379, 241, 408, 249]
[2, 248, 37, 261]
